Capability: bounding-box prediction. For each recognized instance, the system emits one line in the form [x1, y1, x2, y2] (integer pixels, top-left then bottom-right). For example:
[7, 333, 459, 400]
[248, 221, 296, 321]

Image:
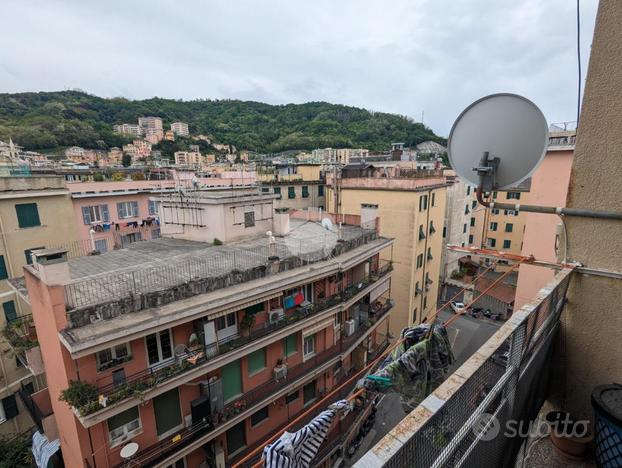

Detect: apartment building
[122, 140, 152, 161]
[138, 116, 163, 131]
[326, 163, 448, 335]
[440, 170, 471, 283]
[107, 147, 123, 166]
[113, 124, 142, 138]
[311, 148, 369, 165]
[23, 196, 393, 467]
[171, 122, 190, 137]
[0, 176, 78, 436]
[261, 181, 326, 211]
[174, 151, 203, 167]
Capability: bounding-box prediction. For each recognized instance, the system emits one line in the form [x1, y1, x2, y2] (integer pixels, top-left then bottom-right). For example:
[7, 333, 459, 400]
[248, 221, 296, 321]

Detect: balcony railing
[70, 264, 393, 418]
[117, 304, 392, 467]
[355, 268, 573, 468]
[2, 314, 38, 361]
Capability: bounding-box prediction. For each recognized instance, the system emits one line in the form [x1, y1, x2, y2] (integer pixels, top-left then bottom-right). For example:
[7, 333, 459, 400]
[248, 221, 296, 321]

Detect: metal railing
[356, 268, 573, 468]
[64, 225, 378, 311]
[75, 268, 393, 417]
[117, 305, 392, 467]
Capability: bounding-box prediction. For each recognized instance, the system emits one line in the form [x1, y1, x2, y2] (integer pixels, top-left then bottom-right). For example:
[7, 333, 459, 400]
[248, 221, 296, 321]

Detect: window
[488, 238, 497, 248]
[96, 343, 131, 371]
[303, 335, 315, 358]
[222, 360, 242, 402]
[81, 204, 110, 224]
[94, 239, 108, 253]
[423, 296, 428, 309]
[283, 334, 297, 356]
[153, 389, 182, 437]
[419, 195, 428, 211]
[145, 330, 173, 367]
[15, 203, 40, 228]
[250, 406, 269, 426]
[472, 200, 477, 209]
[0, 394, 18, 422]
[416, 253, 424, 269]
[3, 301, 17, 323]
[431, 192, 436, 207]
[412, 308, 418, 323]
[261, 187, 269, 193]
[507, 192, 521, 200]
[415, 281, 421, 296]
[152, 228, 160, 239]
[492, 209, 500, 215]
[429, 221, 436, 234]
[318, 185, 324, 196]
[464, 205, 470, 215]
[463, 224, 467, 233]
[442, 226, 447, 238]
[0, 256, 7, 280]
[301, 186, 309, 198]
[303, 381, 316, 405]
[226, 421, 246, 456]
[505, 223, 514, 232]
[24, 247, 44, 265]
[216, 312, 236, 331]
[470, 217, 475, 227]
[244, 211, 255, 228]
[148, 200, 158, 215]
[286, 390, 299, 404]
[418, 224, 426, 241]
[117, 201, 139, 219]
[273, 187, 281, 199]
[503, 240, 512, 249]
[248, 348, 266, 375]
[469, 235, 474, 244]
[504, 209, 519, 216]
[427, 247, 433, 261]
[107, 406, 140, 445]
[466, 186, 471, 195]
[492, 192, 498, 199]
[490, 222, 498, 231]
[288, 186, 296, 199]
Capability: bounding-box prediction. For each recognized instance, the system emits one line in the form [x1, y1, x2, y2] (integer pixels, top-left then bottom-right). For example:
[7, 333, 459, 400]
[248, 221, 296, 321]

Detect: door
[221, 360, 242, 403]
[208, 379, 224, 413]
[216, 312, 237, 342]
[153, 388, 182, 438]
[203, 321, 218, 357]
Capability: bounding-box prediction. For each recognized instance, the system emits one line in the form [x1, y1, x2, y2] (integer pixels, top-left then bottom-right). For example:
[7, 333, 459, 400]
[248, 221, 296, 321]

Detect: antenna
[449, 93, 622, 221]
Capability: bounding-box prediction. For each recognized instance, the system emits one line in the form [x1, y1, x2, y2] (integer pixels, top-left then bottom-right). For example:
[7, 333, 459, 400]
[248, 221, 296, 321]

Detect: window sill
[18, 224, 44, 230]
[227, 445, 248, 460]
[109, 427, 143, 449]
[303, 398, 317, 408]
[302, 352, 316, 362]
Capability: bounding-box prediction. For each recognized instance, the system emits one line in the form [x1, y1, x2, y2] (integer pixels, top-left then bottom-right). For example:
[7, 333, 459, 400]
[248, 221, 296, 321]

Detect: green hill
[0, 90, 445, 154]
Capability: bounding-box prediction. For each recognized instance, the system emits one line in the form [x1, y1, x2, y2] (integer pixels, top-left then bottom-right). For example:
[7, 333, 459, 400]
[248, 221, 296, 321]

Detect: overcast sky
[1, 0, 598, 136]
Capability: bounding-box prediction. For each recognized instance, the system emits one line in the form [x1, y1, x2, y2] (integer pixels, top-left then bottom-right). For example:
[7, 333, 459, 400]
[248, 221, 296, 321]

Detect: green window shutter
[283, 334, 297, 355]
[318, 185, 324, 196]
[3, 301, 17, 323]
[248, 348, 266, 374]
[153, 389, 181, 436]
[15, 203, 41, 228]
[273, 187, 281, 194]
[2, 394, 19, 419]
[302, 186, 309, 198]
[288, 187, 296, 199]
[107, 406, 139, 432]
[0, 256, 8, 280]
[222, 360, 242, 402]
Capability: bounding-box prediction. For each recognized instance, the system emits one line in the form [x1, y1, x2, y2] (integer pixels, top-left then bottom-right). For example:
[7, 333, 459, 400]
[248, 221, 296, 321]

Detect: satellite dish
[321, 218, 334, 231]
[448, 93, 548, 189]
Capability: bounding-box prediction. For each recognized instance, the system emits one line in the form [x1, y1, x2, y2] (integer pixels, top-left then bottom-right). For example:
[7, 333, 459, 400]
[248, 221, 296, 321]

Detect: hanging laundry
[263, 400, 349, 468]
[284, 295, 295, 309]
[102, 223, 111, 231]
[114, 223, 120, 231]
[294, 292, 304, 306]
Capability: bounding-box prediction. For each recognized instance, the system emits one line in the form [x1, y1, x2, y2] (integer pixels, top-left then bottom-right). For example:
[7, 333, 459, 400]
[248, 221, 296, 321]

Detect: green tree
[121, 153, 132, 167]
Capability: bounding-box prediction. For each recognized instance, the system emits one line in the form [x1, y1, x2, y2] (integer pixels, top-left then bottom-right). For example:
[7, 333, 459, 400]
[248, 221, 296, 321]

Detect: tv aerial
[448, 93, 622, 220]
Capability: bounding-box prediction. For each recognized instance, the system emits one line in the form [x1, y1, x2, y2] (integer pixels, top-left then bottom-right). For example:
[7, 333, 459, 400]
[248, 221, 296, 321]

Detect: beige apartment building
[326, 164, 448, 335]
[113, 124, 142, 137]
[0, 176, 78, 436]
[171, 121, 189, 136]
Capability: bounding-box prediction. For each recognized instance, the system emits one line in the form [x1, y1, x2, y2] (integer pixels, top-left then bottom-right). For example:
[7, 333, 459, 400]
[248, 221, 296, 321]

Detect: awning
[207, 292, 283, 320]
[369, 277, 390, 302]
[32, 431, 60, 468]
[302, 317, 334, 337]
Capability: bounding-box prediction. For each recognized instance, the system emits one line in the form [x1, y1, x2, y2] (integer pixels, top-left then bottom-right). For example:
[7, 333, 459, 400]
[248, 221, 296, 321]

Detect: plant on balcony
[2, 319, 38, 354]
[60, 380, 99, 412]
[0, 431, 33, 467]
[240, 313, 255, 336]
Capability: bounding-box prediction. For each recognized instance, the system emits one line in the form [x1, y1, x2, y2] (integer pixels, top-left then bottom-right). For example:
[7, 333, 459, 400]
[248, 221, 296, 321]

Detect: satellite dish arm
[475, 187, 622, 220]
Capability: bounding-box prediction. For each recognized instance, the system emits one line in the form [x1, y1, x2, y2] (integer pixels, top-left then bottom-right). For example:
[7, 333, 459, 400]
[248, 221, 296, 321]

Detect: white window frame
[215, 312, 238, 342]
[87, 205, 106, 223]
[145, 329, 174, 368]
[303, 334, 315, 359]
[148, 199, 158, 216]
[96, 343, 131, 372]
[108, 407, 142, 447]
[117, 201, 139, 219]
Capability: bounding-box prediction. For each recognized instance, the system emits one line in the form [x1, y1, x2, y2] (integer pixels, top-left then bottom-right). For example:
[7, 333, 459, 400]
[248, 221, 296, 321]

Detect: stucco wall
[554, 0, 622, 420]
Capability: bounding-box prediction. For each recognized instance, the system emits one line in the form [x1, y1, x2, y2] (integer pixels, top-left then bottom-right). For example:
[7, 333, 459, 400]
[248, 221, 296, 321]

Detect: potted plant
[240, 313, 256, 337]
[60, 380, 99, 411]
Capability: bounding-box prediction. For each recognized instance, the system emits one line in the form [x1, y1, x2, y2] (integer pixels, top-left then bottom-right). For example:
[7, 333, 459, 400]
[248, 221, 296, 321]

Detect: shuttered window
[15, 203, 40, 228]
[248, 348, 266, 375]
[1, 394, 19, 420]
[226, 421, 246, 455]
[3, 301, 17, 323]
[283, 334, 297, 356]
[0, 256, 8, 280]
[153, 389, 181, 436]
[81, 205, 110, 224]
[288, 187, 296, 199]
[117, 201, 139, 219]
[301, 186, 309, 198]
[222, 360, 242, 402]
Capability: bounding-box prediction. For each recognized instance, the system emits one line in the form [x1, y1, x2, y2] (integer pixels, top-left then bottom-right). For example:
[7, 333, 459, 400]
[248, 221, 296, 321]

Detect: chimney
[273, 208, 290, 236]
[31, 248, 71, 285]
[360, 203, 379, 230]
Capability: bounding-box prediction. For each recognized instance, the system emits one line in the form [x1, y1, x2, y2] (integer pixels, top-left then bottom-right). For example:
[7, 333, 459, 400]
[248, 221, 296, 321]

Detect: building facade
[440, 170, 471, 283]
[171, 122, 189, 137]
[113, 124, 142, 138]
[326, 169, 447, 336]
[23, 204, 393, 468]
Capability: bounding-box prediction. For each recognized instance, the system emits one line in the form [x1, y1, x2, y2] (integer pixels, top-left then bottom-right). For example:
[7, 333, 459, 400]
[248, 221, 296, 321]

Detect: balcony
[114, 304, 392, 467]
[356, 268, 573, 468]
[66, 264, 393, 422]
[2, 314, 45, 376]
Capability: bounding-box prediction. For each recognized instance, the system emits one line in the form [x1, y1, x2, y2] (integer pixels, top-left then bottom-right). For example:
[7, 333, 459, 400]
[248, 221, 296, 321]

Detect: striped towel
[32, 431, 61, 468]
[263, 400, 349, 468]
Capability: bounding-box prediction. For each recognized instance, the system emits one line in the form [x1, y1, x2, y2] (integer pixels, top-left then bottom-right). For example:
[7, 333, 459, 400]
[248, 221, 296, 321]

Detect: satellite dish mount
[473, 151, 500, 193]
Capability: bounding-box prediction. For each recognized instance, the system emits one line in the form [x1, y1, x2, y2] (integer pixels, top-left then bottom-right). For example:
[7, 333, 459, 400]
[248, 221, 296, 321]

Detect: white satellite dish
[321, 218, 334, 231]
[448, 93, 548, 189]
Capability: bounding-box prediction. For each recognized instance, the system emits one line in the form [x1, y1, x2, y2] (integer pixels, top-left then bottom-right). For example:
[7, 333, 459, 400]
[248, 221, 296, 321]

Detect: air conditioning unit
[274, 365, 288, 381]
[269, 309, 284, 324]
[344, 319, 356, 337]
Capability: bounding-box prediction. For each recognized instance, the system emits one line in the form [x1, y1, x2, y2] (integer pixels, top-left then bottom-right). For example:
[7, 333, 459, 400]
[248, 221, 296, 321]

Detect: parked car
[450, 301, 467, 313]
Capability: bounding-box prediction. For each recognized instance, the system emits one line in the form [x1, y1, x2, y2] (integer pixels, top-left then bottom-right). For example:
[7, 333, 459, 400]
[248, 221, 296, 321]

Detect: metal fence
[356, 268, 573, 468]
[64, 225, 378, 310]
